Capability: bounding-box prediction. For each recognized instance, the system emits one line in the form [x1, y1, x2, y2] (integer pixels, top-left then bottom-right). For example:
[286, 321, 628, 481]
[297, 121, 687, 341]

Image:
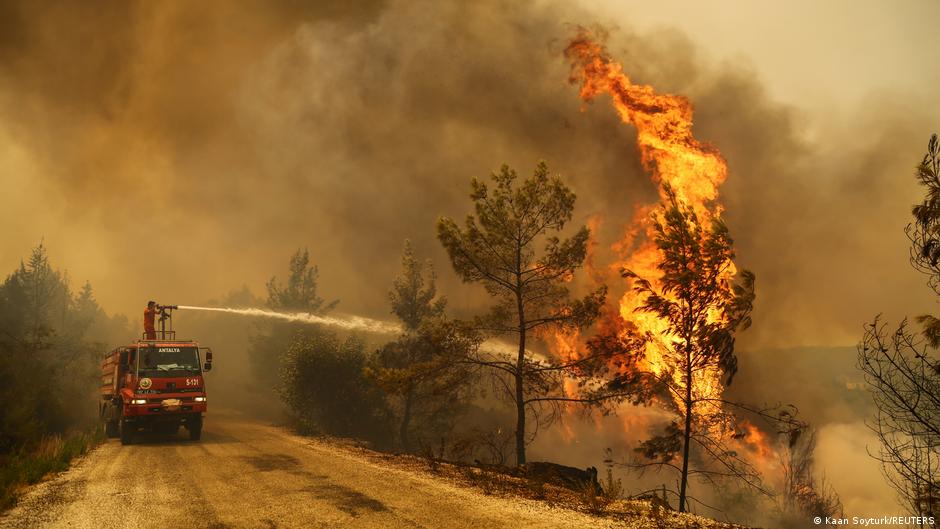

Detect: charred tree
[777, 427, 844, 526]
[858, 318, 940, 517]
[858, 133, 940, 516]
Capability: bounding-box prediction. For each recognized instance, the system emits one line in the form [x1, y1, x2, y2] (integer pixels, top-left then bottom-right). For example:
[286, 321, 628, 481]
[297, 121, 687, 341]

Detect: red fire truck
[99, 305, 213, 444]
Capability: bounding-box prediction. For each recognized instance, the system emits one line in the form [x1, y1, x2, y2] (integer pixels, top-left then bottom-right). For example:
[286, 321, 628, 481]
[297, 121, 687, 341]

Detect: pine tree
[371, 241, 475, 452]
[437, 161, 606, 465]
[623, 185, 756, 512]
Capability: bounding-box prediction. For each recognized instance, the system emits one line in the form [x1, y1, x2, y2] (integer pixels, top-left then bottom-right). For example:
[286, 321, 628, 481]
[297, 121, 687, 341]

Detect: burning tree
[857, 133, 940, 517]
[621, 186, 757, 512]
[437, 161, 606, 465]
[562, 30, 793, 514]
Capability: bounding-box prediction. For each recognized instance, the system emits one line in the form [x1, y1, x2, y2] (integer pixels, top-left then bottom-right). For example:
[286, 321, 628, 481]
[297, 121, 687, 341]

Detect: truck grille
[146, 405, 194, 412]
[146, 396, 198, 403]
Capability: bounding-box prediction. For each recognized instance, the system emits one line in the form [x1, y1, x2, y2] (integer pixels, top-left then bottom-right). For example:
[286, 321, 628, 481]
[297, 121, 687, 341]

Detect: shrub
[279, 332, 392, 446]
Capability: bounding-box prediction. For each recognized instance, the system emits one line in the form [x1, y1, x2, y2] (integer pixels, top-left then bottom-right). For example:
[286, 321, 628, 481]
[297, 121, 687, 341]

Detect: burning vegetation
[562, 30, 773, 513]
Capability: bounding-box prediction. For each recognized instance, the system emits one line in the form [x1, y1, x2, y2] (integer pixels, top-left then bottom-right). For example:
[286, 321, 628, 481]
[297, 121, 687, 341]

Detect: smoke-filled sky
[2, 0, 938, 353]
[1, 0, 937, 351]
[2, 0, 939, 521]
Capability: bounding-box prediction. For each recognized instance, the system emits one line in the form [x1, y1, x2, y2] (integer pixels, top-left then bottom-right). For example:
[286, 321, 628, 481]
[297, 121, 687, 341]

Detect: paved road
[0, 412, 621, 529]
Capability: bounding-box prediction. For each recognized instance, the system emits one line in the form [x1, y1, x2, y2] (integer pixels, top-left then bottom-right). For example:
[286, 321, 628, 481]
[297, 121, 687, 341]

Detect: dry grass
[313, 437, 752, 528]
[525, 476, 547, 500]
[580, 467, 624, 515]
[0, 426, 104, 511]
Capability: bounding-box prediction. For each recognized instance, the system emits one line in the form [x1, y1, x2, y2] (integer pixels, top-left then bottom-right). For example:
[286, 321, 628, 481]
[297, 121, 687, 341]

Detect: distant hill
[727, 345, 872, 427]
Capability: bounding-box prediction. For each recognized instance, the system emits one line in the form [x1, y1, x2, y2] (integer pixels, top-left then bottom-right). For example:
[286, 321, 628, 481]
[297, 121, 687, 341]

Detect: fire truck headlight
[131, 399, 147, 405]
[194, 397, 206, 402]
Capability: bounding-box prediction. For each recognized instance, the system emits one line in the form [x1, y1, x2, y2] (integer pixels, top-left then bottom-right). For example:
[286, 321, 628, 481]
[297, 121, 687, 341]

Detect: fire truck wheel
[119, 419, 133, 445]
[188, 417, 202, 441]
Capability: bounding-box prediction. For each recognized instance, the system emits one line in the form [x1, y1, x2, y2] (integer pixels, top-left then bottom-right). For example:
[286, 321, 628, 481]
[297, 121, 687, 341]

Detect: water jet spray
[175, 305, 403, 334]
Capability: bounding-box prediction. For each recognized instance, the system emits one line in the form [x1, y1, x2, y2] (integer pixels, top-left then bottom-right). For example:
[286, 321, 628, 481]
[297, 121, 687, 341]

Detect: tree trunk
[678, 349, 693, 512]
[400, 384, 414, 452]
[515, 252, 527, 467]
[515, 300, 526, 466]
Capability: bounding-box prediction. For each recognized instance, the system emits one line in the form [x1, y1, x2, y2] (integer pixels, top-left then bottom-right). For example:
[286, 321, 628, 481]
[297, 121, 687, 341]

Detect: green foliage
[279, 332, 392, 445]
[371, 320, 479, 452]
[388, 240, 446, 332]
[861, 134, 940, 515]
[369, 241, 477, 452]
[0, 243, 119, 510]
[251, 248, 339, 387]
[436, 161, 606, 465]
[635, 422, 682, 463]
[437, 162, 605, 336]
[266, 248, 338, 313]
[908, 134, 940, 344]
[910, 134, 940, 282]
[0, 243, 123, 454]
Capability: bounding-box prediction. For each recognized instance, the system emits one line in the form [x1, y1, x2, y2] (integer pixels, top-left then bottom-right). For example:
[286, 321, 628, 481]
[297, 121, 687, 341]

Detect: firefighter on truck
[144, 300, 157, 340]
[99, 302, 213, 445]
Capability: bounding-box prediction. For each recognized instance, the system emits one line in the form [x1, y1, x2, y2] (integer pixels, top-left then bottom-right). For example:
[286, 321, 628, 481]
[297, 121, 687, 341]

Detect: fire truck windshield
[137, 346, 201, 377]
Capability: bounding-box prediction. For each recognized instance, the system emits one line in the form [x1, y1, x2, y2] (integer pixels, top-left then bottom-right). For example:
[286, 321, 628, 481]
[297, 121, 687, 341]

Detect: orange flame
[739, 420, 774, 461]
[563, 31, 735, 413]
[556, 30, 785, 477]
[565, 34, 727, 214]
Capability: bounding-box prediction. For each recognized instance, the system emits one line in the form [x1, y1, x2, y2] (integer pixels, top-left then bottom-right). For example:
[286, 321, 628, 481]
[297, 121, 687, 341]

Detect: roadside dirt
[0, 412, 743, 528]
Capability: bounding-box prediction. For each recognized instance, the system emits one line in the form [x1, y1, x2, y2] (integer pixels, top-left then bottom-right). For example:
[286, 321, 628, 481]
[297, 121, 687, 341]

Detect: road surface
[0, 412, 624, 529]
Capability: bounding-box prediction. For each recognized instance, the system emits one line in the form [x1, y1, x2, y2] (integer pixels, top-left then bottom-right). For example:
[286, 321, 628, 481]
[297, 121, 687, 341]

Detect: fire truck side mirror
[120, 351, 130, 369]
[202, 348, 213, 372]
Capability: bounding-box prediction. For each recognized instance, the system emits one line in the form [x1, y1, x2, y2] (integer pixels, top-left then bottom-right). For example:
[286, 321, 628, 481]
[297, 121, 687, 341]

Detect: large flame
[557, 31, 787, 482]
[564, 31, 735, 412]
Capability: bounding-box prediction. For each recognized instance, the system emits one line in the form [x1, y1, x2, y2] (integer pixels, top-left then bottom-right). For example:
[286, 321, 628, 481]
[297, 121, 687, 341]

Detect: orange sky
[0, 0, 937, 349]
